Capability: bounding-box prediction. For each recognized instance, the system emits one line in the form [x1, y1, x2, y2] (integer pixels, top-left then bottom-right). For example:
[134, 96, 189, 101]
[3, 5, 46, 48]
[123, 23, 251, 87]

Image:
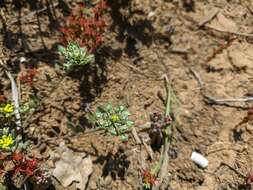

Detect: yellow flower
[0, 135, 14, 150]
[3, 103, 14, 113]
[111, 114, 120, 122]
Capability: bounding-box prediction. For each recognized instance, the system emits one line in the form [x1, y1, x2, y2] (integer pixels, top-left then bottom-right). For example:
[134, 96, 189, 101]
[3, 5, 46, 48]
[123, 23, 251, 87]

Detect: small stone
[89, 181, 97, 190]
[246, 123, 253, 133]
[216, 0, 227, 7]
[168, 148, 178, 159]
[102, 176, 112, 186]
[147, 11, 155, 19]
[19, 57, 27, 63]
[72, 102, 80, 111]
[47, 160, 55, 168]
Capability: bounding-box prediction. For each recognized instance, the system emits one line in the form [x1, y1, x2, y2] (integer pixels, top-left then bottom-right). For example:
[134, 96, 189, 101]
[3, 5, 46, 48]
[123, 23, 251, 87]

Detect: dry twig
[205, 25, 253, 38]
[142, 140, 154, 160]
[198, 8, 219, 27]
[203, 95, 253, 103]
[169, 48, 188, 54]
[188, 66, 253, 106]
[206, 36, 237, 62]
[131, 127, 142, 144]
[215, 162, 246, 178]
[189, 67, 204, 88]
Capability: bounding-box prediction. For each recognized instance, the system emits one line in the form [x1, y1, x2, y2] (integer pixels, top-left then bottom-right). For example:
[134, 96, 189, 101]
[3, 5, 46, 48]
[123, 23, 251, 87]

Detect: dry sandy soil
[1, 0, 253, 189]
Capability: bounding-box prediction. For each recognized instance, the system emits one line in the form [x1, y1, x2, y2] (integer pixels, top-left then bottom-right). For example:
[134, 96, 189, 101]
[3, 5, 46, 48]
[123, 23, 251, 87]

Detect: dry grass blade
[0, 59, 22, 129]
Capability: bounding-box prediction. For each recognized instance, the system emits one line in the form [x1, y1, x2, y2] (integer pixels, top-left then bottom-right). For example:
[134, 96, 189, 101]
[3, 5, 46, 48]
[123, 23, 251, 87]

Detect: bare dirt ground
[1, 0, 253, 189]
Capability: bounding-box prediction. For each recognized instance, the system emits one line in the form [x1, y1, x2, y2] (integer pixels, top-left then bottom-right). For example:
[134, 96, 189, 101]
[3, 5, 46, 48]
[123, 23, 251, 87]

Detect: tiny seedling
[90, 104, 134, 141]
[58, 42, 95, 72]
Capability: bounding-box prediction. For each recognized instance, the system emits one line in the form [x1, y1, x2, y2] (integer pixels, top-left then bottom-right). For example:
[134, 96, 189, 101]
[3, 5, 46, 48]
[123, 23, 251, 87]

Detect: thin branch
[216, 162, 246, 178]
[82, 122, 151, 136]
[198, 8, 219, 27]
[142, 140, 154, 160]
[131, 127, 142, 144]
[189, 67, 204, 88]
[205, 25, 253, 38]
[203, 94, 253, 103]
[188, 67, 252, 108]
[169, 48, 188, 54]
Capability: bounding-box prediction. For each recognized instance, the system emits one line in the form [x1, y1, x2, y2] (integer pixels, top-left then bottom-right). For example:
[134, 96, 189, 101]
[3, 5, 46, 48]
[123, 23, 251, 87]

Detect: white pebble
[19, 57, 27, 63]
[147, 11, 156, 19]
[191, 151, 208, 168]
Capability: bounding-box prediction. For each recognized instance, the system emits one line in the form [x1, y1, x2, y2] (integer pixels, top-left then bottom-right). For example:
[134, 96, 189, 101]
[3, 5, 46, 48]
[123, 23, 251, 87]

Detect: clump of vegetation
[0, 151, 50, 189]
[19, 68, 39, 87]
[0, 102, 14, 118]
[141, 168, 158, 189]
[59, 0, 107, 52]
[0, 127, 25, 152]
[149, 112, 172, 148]
[0, 102, 16, 128]
[90, 104, 134, 141]
[58, 42, 95, 72]
[0, 133, 14, 150]
[0, 95, 46, 189]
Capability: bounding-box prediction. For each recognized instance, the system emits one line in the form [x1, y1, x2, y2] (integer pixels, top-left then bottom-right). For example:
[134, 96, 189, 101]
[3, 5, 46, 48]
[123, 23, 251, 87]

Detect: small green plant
[19, 101, 37, 115]
[0, 128, 26, 152]
[0, 102, 14, 118]
[0, 102, 16, 129]
[90, 104, 134, 141]
[58, 42, 95, 72]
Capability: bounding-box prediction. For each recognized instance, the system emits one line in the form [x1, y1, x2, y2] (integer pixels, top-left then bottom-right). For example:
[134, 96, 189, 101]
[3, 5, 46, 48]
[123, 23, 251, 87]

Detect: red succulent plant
[19, 68, 39, 87]
[59, 0, 107, 52]
[0, 95, 6, 102]
[142, 169, 157, 188]
[12, 152, 38, 177]
[0, 152, 39, 185]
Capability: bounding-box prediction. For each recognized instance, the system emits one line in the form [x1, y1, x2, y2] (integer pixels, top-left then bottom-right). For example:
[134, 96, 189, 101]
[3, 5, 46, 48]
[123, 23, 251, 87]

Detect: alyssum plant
[89, 104, 134, 141]
[58, 42, 95, 72]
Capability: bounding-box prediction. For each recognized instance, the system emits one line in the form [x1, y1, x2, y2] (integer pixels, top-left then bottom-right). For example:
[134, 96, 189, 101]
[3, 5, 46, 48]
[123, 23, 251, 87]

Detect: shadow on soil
[93, 145, 130, 180]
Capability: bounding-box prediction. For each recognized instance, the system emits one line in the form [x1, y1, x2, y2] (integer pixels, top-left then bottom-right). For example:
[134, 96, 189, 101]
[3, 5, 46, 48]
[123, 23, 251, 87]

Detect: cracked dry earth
[1, 0, 253, 189]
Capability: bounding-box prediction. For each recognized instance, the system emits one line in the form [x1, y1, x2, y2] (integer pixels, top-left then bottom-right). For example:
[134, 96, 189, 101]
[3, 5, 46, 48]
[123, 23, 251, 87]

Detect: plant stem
[165, 85, 171, 116]
[154, 81, 173, 189]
